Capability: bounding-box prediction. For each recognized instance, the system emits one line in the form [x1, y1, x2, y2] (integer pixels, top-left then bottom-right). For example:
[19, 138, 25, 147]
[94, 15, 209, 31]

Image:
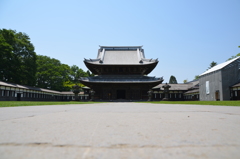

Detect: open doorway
[117, 90, 126, 99]
[17, 93, 21, 101]
[215, 91, 220, 101]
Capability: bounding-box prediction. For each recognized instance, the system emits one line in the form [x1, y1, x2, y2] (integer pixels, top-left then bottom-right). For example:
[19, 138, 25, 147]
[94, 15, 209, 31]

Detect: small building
[0, 81, 89, 101]
[230, 82, 240, 100]
[199, 57, 240, 101]
[184, 89, 199, 101]
[80, 46, 164, 100]
[152, 80, 199, 101]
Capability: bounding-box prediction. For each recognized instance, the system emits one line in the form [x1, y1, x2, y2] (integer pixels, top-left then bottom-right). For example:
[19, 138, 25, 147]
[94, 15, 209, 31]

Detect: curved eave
[79, 79, 163, 87]
[144, 61, 158, 74]
[84, 60, 158, 75]
[84, 60, 158, 66]
[84, 61, 99, 74]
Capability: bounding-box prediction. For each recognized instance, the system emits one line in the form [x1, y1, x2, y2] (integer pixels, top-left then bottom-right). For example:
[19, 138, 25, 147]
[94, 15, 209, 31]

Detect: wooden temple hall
[80, 46, 164, 100]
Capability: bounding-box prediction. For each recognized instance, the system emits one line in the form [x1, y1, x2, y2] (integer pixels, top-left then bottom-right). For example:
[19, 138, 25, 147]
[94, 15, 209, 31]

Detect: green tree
[0, 33, 13, 82]
[36, 55, 71, 91]
[194, 75, 200, 80]
[207, 61, 217, 70]
[87, 70, 94, 77]
[0, 29, 37, 86]
[183, 79, 188, 83]
[63, 65, 89, 89]
[169, 75, 178, 84]
[227, 53, 240, 61]
[226, 46, 240, 61]
[69, 65, 88, 84]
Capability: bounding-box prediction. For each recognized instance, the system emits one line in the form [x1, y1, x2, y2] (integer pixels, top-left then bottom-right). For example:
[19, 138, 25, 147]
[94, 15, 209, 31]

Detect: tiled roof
[84, 46, 158, 65]
[103, 51, 140, 64]
[61, 92, 84, 95]
[184, 89, 199, 94]
[153, 80, 199, 91]
[231, 83, 240, 88]
[153, 84, 190, 90]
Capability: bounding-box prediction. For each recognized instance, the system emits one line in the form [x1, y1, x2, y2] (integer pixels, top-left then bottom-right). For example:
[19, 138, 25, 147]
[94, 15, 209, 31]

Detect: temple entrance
[117, 90, 126, 99]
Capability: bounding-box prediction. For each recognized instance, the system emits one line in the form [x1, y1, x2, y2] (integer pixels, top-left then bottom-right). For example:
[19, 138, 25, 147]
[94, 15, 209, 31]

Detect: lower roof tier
[80, 75, 164, 85]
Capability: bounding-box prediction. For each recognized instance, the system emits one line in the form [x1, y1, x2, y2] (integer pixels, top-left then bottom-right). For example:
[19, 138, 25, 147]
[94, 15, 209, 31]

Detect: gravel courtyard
[0, 102, 240, 159]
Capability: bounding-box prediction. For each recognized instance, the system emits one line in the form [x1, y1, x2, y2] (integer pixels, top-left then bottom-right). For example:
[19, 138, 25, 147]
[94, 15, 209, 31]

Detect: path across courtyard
[0, 103, 240, 159]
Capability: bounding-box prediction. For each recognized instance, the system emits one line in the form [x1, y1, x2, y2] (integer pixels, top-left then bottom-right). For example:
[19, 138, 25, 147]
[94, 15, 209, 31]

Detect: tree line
[0, 29, 91, 91]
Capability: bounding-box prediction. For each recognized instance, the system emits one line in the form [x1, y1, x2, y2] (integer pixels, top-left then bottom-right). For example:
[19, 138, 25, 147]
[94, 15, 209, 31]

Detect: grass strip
[141, 101, 240, 106]
[0, 101, 99, 107]
[1, 101, 240, 107]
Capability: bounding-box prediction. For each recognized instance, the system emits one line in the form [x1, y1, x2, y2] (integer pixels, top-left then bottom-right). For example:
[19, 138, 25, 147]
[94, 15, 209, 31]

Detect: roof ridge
[99, 46, 143, 48]
[200, 56, 240, 76]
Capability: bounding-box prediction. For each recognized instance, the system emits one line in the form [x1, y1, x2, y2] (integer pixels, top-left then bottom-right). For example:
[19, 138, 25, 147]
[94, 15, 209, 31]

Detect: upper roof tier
[84, 46, 158, 65]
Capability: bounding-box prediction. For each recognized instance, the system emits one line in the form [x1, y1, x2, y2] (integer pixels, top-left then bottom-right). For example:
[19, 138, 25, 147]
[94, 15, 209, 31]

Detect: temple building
[80, 46, 164, 100]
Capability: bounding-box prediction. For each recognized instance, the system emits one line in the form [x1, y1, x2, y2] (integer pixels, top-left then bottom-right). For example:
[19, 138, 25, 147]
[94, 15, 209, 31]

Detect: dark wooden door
[215, 91, 220, 101]
[117, 90, 126, 99]
[17, 93, 21, 101]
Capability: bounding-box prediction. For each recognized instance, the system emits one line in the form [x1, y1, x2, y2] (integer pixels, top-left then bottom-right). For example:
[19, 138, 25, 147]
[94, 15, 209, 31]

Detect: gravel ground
[0, 102, 240, 159]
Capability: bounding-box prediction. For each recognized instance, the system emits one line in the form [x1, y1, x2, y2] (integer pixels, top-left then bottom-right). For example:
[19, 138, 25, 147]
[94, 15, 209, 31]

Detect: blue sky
[1, 0, 240, 83]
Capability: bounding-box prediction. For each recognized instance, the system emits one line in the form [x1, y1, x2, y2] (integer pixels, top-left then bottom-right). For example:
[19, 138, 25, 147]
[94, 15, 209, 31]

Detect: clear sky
[1, 0, 240, 83]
